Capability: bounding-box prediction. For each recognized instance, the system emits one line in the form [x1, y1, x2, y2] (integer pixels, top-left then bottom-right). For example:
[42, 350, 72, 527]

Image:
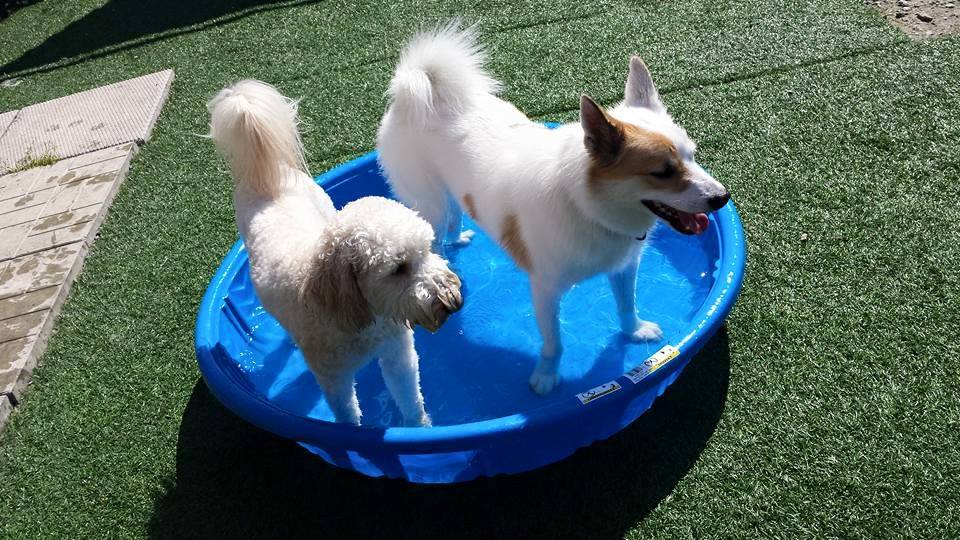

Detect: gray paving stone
[0, 70, 173, 173]
[0, 201, 44, 229]
[0, 159, 71, 202]
[18, 207, 100, 257]
[0, 394, 12, 427]
[0, 310, 47, 343]
[0, 185, 56, 215]
[0, 168, 41, 202]
[0, 335, 39, 399]
[0, 142, 130, 203]
[32, 204, 101, 231]
[42, 151, 129, 216]
[0, 222, 32, 260]
[0, 245, 83, 403]
[38, 178, 86, 217]
[0, 285, 59, 320]
[0, 144, 133, 420]
[72, 174, 117, 209]
[0, 243, 84, 300]
[0, 144, 133, 263]
[65, 143, 132, 170]
[0, 71, 172, 430]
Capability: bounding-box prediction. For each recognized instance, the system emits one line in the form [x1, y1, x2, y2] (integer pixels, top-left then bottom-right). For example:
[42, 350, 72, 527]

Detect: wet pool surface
[222, 211, 719, 427]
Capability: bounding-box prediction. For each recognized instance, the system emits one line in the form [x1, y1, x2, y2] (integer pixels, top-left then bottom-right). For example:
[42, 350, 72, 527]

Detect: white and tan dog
[209, 80, 462, 425]
[377, 24, 730, 395]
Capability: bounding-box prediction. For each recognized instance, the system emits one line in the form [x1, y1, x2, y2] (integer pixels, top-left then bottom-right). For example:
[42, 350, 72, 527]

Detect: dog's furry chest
[297, 317, 407, 373]
[488, 191, 640, 285]
[546, 221, 639, 283]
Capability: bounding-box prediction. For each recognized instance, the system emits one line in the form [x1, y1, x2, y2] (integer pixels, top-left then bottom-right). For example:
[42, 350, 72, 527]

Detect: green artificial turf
[1, 0, 958, 538]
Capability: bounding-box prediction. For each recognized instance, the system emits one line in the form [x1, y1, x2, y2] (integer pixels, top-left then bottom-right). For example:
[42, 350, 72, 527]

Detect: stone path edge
[0, 145, 135, 427]
[0, 68, 174, 430]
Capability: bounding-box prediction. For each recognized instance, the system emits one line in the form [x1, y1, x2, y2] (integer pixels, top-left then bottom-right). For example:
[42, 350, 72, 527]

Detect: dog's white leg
[609, 256, 663, 342]
[443, 197, 474, 247]
[316, 372, 362, 425]
[412, 195, 450, 255]
[529, 278, 564, 395]
[378, 329, 431, 427]
[384, 169, 450, 253]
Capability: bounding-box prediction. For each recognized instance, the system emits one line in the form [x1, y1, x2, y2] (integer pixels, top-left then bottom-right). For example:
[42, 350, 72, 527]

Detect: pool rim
[194, 151, 746, 453]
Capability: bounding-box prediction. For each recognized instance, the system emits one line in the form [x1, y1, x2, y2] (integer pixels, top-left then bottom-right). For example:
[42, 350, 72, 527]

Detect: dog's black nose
[707, 192, 731, 211]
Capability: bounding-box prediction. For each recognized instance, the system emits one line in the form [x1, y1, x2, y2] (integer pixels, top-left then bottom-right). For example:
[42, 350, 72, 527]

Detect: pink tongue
[678, 212, 710, 234]
[693, 213, 709, 233]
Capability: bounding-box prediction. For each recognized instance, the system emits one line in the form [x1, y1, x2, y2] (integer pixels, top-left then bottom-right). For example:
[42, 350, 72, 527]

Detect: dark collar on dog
[636, 233, 647, 241]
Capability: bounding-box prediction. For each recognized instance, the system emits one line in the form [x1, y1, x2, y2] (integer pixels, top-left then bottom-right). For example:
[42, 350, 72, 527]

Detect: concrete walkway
[0, 70, 173, 429]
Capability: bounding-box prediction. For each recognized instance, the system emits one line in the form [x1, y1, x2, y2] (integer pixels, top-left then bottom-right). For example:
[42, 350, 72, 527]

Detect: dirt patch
[871, 0, 960, 38]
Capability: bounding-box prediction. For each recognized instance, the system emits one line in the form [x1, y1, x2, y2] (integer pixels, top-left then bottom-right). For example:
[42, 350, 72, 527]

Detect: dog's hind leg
[442, 195, 474, 247]
[377, 329, 431, 427]
[609, 255, 663, 342]
[385, 168, 450, 253]
[529, 278, 564, 395]
[316, 371, 362, 425]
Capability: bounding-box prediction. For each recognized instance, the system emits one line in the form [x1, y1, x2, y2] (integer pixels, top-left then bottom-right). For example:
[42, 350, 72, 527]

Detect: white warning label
[625, 345, 680, 384]
[576, 381, 622, 404]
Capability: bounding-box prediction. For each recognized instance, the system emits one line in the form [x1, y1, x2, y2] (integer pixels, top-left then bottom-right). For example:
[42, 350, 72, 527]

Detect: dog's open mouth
[642, 201, 709, 235]
[413, 284, 463, 333]
[418, 308, 452, 333]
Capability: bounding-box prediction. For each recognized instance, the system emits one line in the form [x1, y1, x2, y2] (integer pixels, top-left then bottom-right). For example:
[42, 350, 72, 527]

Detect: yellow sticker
[625, 345, 679, 384]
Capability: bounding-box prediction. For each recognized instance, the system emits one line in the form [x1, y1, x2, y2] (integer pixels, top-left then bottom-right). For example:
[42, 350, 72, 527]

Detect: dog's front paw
[529, 370, 560, 396]
[450, 229, 475, 247]
[628, 320, 663, 342]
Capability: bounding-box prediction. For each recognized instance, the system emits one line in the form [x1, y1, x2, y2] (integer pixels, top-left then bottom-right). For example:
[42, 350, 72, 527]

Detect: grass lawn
[1, 0, 959, 538]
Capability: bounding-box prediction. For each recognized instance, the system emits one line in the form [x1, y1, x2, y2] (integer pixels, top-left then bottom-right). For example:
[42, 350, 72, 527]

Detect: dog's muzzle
[418, 270, 463, 333]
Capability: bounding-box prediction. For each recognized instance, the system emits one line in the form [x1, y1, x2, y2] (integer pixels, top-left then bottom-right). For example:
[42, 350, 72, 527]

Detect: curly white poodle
[208, 80, 462, 426]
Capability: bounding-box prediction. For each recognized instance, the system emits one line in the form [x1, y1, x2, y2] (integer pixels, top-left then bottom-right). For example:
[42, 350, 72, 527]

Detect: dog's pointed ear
[304, 237, 374, 334]
[580, 94, 623, 165]
[625, 56, 664, 112]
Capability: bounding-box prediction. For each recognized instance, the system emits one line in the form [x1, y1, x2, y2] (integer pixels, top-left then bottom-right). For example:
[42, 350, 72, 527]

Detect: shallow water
[212, 161, 721, 427]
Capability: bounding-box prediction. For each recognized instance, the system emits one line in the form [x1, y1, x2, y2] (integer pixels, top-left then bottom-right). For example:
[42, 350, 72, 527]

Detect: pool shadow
[149, 328, 731, 539]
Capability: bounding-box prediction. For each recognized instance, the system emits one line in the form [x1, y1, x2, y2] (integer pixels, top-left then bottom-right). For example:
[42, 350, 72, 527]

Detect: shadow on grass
[0, 0, 39, 21]
[0, 0, 321, 79]
[150, 329, 730, 540]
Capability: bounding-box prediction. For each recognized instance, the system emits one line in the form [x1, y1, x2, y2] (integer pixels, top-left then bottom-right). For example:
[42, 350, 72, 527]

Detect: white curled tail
[386, 21, 500, 126]
[207, 79, 308, 197]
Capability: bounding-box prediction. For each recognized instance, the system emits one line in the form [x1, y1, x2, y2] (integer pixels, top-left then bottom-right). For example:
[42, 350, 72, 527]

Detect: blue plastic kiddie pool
[195, 151, 746, 484]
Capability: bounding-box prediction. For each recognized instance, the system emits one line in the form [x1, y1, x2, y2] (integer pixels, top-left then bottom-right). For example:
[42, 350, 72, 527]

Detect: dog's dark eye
[650, 163, 675, 180]
[392, 262, 410, 276]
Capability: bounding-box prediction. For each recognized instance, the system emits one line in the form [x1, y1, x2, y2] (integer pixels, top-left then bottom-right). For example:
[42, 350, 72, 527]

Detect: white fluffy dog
[377, 24, 730, 395]
[208, 80, 462, 426]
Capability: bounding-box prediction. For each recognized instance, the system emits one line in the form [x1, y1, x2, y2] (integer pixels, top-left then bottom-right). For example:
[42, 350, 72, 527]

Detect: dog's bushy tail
[387, 20, 501, 126]
[207, 79, 308, 197]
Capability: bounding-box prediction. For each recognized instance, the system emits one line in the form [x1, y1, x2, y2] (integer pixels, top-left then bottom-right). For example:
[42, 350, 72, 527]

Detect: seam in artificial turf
[490, 8, 610, 33]
[527, 38, 910, 120]
[312, 40, 911, 167]
[662, 40, 910, 93]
